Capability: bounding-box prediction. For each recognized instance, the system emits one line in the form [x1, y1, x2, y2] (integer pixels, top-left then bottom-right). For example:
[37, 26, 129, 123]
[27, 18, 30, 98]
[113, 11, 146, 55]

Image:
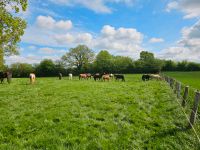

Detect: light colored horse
[69, 73, 73, 80]
[102, 74, 110, 81]
[149, 74, 162, 80]
[29, 73, 36, 84]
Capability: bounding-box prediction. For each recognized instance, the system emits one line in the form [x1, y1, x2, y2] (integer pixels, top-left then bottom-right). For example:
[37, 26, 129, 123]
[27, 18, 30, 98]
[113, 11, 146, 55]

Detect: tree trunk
[0, 46, 3, 70]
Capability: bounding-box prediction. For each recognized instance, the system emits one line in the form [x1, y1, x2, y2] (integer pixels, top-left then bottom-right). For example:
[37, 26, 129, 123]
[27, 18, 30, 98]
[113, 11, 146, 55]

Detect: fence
[161, 75, 200, 129]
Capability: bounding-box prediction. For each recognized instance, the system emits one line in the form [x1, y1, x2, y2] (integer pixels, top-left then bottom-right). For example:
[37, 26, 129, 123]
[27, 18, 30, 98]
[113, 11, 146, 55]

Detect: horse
[86, 73, 92, 79]
[29, 73, 36, 84]
[142, 74, 150, 81]
[102, 74, 110, 81]
[69, 73, 73, 80]
[0, 71, 12, 84]
[149, 74, 162, 80]
[79, 74, 87, 80]
[93, 73, 103, 81]
[109, 73, 114, 79]
[58, 73, 62, 80]
[114, 74, 125, 82]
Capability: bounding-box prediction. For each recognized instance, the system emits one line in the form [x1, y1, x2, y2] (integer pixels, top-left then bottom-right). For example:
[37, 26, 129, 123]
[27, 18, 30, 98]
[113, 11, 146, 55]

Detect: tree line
[5, 45, 200, 78]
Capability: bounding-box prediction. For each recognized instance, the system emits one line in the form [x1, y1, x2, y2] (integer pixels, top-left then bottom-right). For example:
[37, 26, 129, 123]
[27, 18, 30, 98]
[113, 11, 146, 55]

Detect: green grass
[164, 71, 200, 90]
[0, 75, 199, 149]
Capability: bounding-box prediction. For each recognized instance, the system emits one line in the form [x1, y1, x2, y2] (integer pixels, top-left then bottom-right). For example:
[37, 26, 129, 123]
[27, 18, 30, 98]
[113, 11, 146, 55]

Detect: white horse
[69, 73, 73, 80]
[29, 73, 36, 84]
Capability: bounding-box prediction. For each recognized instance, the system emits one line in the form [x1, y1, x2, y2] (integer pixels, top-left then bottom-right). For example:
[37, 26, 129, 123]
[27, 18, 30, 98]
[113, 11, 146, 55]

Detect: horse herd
[0, 71, 162, 84]
[79, 73, 125, 82]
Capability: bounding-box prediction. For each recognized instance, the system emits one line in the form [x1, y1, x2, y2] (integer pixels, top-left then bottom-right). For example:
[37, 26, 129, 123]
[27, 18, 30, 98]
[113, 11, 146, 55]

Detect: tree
[10, 63, 34, 77]
[177, 61, 188, 71]
[62, 45, 94, 73]
[112, 56, 134, 73]
[0, 0, 28, 70]
[94, 50, 113, 73]
[162, 60, 177, 71]
[136, 51, 164, 73]
[139, 51, 154, 61]
[35, 59, 56, 77]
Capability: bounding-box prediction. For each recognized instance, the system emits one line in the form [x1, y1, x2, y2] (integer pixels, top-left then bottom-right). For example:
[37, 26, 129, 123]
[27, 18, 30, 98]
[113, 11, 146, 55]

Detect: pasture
[0, 75, 199, 149]
[164, 71, 200, 90]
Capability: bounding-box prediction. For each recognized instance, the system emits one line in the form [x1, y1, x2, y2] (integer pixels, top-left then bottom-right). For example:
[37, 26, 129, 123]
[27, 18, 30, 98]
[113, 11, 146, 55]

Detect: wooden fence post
[188, 91, 200, 128]
[182, 86, 189, 107]
[170, 78, 174, 89]
[177, 82, 181, 98]
[174, 82, 178, 93]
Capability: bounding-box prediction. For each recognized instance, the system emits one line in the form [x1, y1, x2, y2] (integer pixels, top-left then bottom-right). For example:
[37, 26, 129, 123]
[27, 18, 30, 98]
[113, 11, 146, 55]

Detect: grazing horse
[79, 74, 87, 80]
[102, 74, 110, 81]
[86, 73, 92, 79]
[69, 73, 73, 80]
[109, 73, 114, 79]
[142, 74, 150, 81]
[93, 73, 103, 81]
[0, 71, 12, 84]
[149, 74, 162, 80]
[29, 73, 36, 84]
[58, 73, 62, 80]
[114, 74, 125, 82]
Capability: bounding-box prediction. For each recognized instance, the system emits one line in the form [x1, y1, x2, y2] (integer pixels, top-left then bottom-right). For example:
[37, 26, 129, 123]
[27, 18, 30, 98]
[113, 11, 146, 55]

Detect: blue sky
[6, 0, 200, 64]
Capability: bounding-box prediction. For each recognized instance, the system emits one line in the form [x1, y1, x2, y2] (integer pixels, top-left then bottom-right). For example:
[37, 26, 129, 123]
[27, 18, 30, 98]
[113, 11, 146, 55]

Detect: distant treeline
[5, 45, 200, 77]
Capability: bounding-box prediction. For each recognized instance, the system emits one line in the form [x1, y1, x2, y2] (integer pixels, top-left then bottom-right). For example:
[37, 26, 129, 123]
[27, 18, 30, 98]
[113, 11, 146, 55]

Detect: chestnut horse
[102, 74, 110, 81]
[79, 74, 87, 80]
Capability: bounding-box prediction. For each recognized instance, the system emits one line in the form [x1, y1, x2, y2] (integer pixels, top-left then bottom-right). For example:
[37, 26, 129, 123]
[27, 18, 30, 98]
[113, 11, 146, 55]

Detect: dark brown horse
[93, 73, 103, 81]
[0, 71, 12, 84]
[114, 74, 125, 82]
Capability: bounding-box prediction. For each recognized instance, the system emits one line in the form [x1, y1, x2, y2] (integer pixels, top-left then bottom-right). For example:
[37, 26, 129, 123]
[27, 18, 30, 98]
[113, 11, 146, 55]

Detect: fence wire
[161, 74, 200, 143]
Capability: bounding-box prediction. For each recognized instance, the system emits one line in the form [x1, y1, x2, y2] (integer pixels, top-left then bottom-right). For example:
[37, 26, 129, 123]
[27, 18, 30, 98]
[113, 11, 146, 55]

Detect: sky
[5, 0, 200, 64]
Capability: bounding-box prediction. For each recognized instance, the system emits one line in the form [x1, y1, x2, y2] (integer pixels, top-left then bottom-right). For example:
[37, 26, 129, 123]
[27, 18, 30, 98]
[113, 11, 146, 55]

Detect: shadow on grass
[143, 126, 200, 149]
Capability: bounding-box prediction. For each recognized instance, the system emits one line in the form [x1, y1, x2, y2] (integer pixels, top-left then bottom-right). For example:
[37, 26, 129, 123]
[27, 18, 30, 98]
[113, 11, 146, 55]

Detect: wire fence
[161, 74, 200, 142]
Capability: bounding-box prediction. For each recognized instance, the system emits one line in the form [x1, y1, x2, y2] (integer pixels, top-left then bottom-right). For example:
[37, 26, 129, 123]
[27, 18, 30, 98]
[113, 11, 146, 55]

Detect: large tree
[62, 45, 95, 73]
[0, 0, 28, 70]
[94, 50, 113, 73]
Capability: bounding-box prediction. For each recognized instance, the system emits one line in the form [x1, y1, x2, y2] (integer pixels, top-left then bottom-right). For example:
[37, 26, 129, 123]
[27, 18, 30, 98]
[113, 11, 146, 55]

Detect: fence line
[161, 74, 200, 142]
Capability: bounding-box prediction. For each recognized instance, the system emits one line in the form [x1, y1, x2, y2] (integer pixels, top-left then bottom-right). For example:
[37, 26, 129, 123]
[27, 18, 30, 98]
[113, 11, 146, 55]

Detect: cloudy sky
[6, 0, 200, 64]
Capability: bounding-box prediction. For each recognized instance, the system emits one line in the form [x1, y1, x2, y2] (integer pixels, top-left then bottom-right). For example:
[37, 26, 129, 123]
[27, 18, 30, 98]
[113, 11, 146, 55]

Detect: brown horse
[102, 74, 110, 81]
[86, 73, 92, 79]
[79, 74, 87, 80]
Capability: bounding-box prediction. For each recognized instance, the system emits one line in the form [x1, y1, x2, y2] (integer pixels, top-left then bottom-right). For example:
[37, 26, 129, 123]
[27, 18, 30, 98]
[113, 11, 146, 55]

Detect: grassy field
[0, 75, 199, 149]
[164, 71, 200, 90]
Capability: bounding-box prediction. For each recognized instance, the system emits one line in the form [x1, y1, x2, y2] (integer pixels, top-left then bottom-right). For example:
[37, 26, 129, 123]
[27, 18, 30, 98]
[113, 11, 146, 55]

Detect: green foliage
[0, 0, 28, 69]
[162, 60, 177, 71]
[62, 45, 95, 73]
[134, 51, 164, 73]
[10, 63, 34, 77]
[0, 75, 199, 149]
[94, 50, 113, 73]
[35, 59, 56, 77]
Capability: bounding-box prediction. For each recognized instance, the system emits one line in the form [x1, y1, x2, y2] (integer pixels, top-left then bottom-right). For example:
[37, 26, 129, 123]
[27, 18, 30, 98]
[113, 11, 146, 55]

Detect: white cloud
[39, 47, 66, 54]
[49, 0, 135, 13]
[23, 16, 144, 59]
[166, 0, 200, 19]
[149, 38, 164, 43]
[6, 55, 61, 65]
[36, 16, 73, 30]
[158, 20, 200, 62]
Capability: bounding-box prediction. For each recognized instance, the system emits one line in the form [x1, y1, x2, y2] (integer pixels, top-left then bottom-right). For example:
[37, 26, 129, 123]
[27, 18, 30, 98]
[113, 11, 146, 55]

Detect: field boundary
[161, 73, 200, 142]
